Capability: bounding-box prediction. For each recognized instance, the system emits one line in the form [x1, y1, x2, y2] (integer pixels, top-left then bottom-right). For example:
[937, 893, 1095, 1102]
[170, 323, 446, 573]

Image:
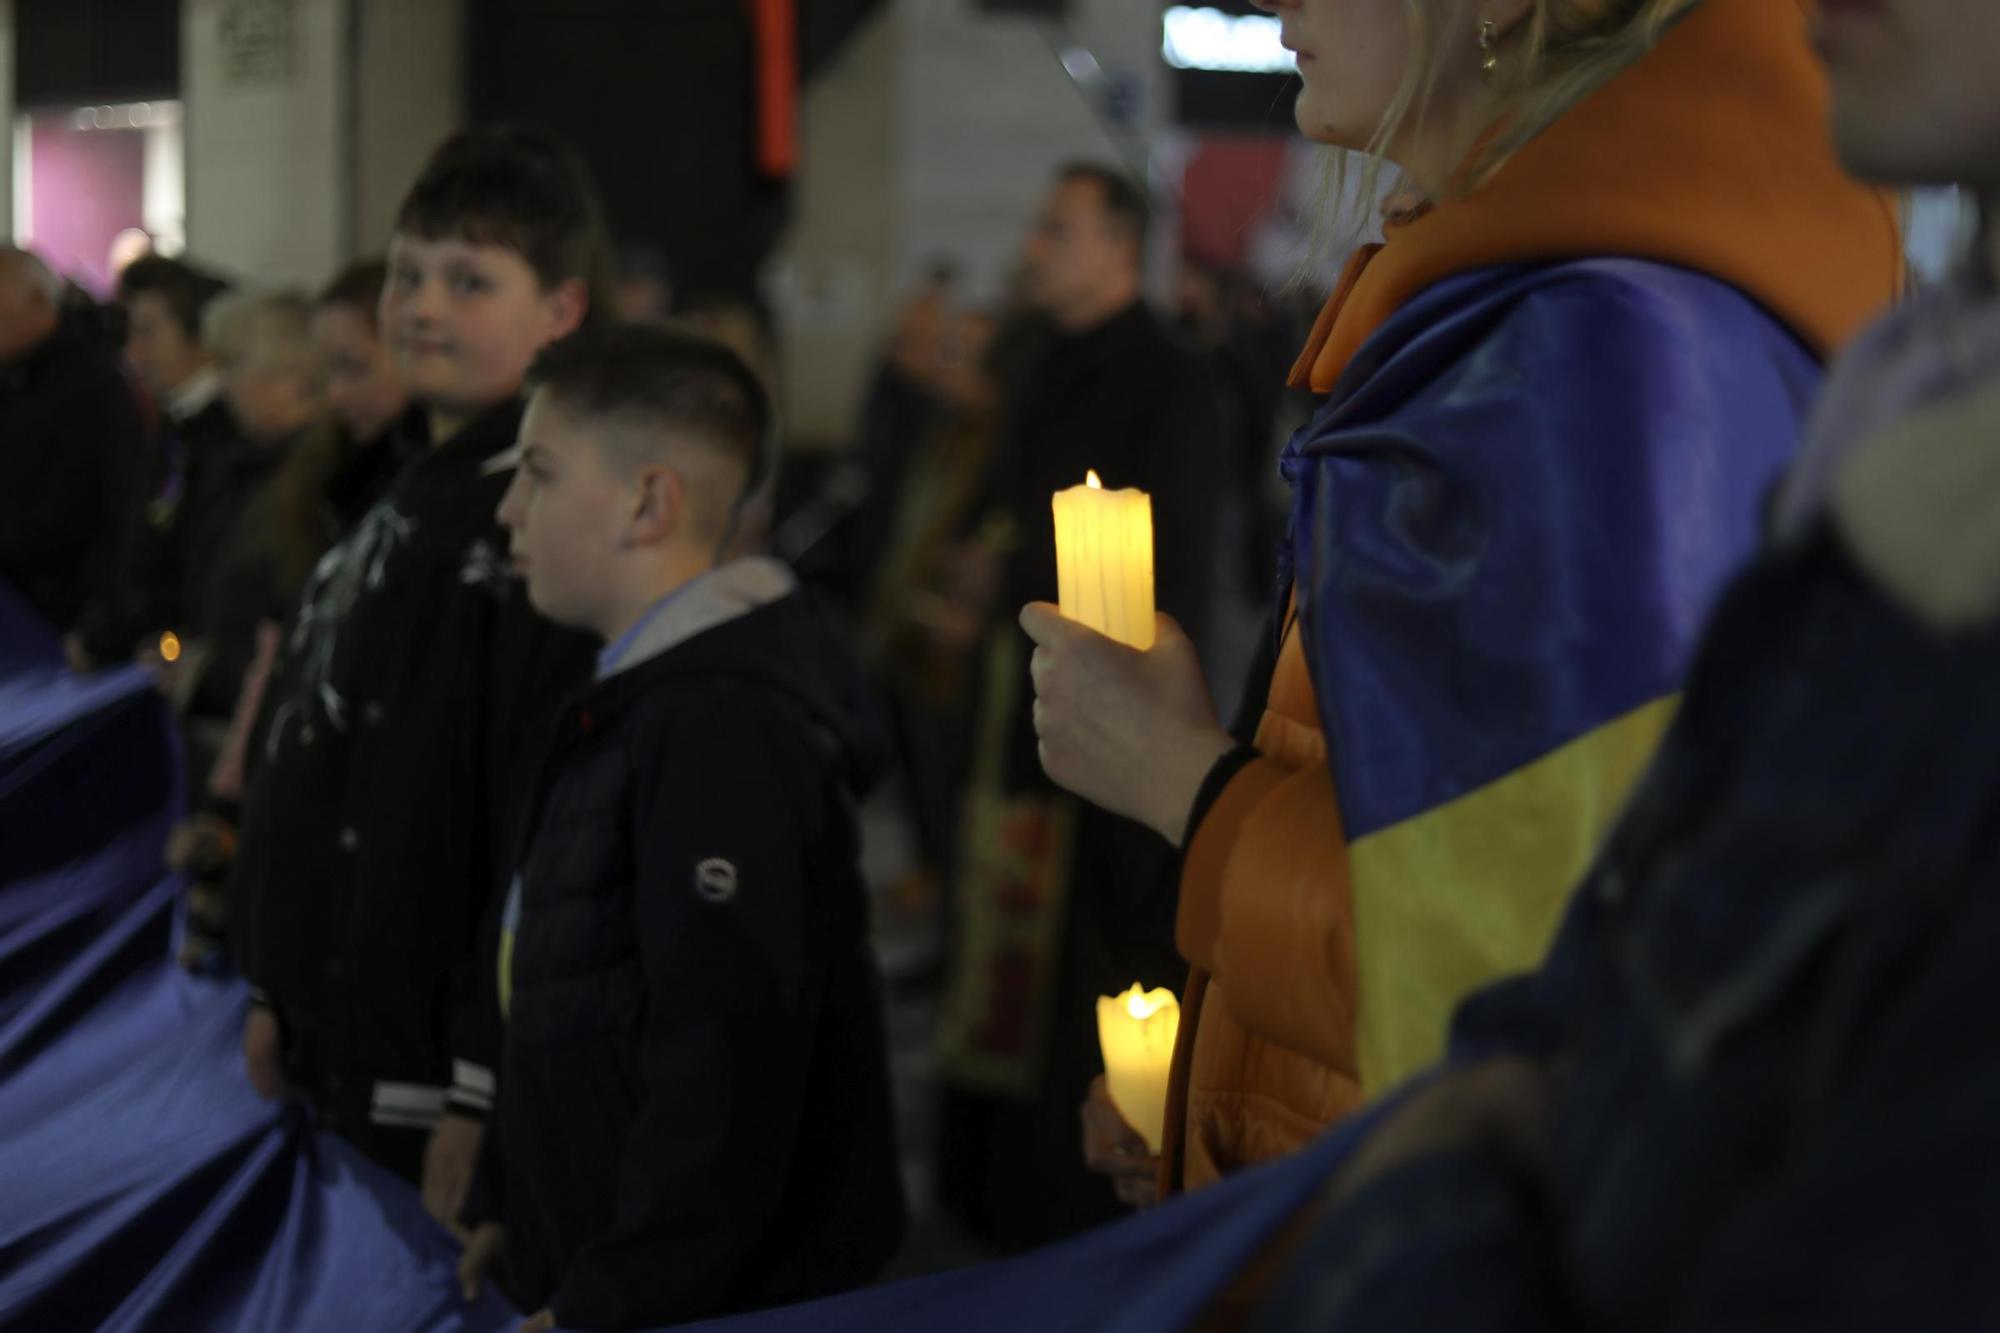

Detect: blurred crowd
[9, 0, 2000, 1329]
[0, 118, 1309, 1315]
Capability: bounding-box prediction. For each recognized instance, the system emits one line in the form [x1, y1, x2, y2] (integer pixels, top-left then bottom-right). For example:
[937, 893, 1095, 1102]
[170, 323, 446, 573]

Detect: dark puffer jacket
[465, 561, 905, 1330]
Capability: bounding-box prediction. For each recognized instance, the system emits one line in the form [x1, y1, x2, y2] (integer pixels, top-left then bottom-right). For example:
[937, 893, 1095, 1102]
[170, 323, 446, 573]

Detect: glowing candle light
[1052, 471, 1156, 650]
[158, 632, 182, 664]
[1095, 983, 1181, 1153]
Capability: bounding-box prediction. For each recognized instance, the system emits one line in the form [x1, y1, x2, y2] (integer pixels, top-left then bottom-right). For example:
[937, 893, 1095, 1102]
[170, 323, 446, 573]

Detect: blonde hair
[202, 289, 325, 385]
[1323, 0, 1701, 240]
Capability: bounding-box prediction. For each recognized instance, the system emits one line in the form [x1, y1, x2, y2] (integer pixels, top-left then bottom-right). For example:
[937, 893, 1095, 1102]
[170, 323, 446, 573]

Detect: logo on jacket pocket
[694, 858, 740, 903]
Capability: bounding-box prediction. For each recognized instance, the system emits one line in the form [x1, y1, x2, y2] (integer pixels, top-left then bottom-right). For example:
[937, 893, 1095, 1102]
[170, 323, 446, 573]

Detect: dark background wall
[14, 0, 181, 106]
[465, 0, 881, 305]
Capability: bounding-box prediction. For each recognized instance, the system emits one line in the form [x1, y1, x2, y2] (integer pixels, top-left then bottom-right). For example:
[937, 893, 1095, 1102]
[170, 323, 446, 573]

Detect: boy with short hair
[227, 127, 599, 1215]
[457, 324, 905, 1330]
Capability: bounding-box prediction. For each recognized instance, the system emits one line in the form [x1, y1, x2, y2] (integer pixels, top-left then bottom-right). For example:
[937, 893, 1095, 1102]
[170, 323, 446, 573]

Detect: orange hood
[1291, 0, 1901, 393]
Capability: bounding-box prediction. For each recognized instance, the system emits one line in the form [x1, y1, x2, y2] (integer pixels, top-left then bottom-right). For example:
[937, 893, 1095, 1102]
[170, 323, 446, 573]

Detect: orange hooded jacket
[1161, 0, 1902, 1194]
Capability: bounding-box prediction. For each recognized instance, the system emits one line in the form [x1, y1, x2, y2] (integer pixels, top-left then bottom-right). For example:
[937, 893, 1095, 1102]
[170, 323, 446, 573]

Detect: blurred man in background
[934, 163, 1227, 1249]
[0, 247, 147, 636]
[75, 256, 243, 665]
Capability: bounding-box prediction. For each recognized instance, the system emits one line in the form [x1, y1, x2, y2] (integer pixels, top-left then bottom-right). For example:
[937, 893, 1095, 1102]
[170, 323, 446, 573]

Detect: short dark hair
[397, 125, 617, 321]
[119, 256, 232, 340]
[316, 259, 389, 328]
[1058, 162, 1150, 258]
[527, 323, 775, 537]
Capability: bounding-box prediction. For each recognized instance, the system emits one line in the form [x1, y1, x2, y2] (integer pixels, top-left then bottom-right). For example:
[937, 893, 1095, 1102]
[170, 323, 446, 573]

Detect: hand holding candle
[1095, 983, 1181, 1154]
[1027, 467, 1233, 846]
[1053, 471, 1155, 650]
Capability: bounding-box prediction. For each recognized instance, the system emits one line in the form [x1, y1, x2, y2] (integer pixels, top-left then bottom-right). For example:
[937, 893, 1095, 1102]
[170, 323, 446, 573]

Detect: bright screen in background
[1162, 7, 1298, 75]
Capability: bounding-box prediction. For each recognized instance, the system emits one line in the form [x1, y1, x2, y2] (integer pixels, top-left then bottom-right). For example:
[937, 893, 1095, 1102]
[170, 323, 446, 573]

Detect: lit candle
[1095, 983, 1181, 1153]
[1053, 471, 1155, 651]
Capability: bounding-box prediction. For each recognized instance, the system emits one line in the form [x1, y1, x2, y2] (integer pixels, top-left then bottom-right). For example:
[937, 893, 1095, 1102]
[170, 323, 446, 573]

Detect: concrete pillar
[183, 0, 350, 286]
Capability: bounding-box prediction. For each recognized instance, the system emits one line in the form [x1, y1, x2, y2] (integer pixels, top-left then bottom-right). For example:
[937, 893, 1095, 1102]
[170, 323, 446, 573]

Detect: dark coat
[991, 297, 1228, 941]
[182, 421, 345, 724]
[227, 400, 593, 1164]
[75, 390, 247, 663]
[0, 308, 147, 633]
[468, 583, 905, 1329]
[323, 425, 419, 535]
[940, 301, 1227, 1249]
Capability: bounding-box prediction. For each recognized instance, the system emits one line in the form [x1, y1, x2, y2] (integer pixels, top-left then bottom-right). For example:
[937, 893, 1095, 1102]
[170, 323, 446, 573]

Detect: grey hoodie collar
[598, 556, 798, 680]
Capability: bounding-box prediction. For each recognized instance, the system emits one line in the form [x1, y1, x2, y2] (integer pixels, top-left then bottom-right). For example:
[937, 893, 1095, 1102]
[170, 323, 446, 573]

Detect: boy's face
[381, 235, 585, 420]
[497, 391, 640, 634]
[125, 292, 208, 399]
[311, 303, 409, 442]
[1817, 0, 2000, 188]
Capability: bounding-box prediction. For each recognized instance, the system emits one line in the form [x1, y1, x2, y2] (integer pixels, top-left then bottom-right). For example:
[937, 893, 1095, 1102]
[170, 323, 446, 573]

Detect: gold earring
[1479, 19, 1499, 76]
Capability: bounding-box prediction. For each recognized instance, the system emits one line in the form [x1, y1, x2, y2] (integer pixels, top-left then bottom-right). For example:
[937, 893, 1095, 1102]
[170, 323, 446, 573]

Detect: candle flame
[1120, 983, 1174, 1021]
[158, 632, 182, 664]
[1086, 470, 1103, 490]
[1097, 983, 1182, 1153]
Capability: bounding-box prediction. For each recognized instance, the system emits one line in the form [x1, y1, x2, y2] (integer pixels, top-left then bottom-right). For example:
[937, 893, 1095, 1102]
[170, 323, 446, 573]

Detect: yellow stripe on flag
[1351, 695, 1679, 1095]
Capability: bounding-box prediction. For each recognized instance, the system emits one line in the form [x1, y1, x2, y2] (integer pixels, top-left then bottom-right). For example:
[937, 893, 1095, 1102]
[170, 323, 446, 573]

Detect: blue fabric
[1285, 259, 1820, 838]
[0, 580, 518, 1333]
[0, 569, 1375, 1328]
[681, 1097, 1400, 1333]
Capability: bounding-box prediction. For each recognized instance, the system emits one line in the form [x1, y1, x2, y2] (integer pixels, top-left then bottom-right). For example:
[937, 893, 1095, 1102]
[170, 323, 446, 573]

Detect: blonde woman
[1028, 0, 1901, 1197]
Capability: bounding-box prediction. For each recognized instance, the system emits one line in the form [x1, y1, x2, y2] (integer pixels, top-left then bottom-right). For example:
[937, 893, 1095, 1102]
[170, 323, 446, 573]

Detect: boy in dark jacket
[457, 325, 905, 1330]
[227, 127, 600, 1213]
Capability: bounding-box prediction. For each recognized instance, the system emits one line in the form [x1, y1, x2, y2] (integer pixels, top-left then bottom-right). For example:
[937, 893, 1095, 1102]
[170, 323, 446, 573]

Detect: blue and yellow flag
[1291, 258, 1822, 1094]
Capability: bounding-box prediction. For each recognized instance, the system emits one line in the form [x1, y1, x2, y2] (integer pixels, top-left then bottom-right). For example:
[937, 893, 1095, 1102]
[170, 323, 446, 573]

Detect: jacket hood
[1291, 0, 1902, 393]
[605, 556, 801, 678]
[609, 558, 892, 797]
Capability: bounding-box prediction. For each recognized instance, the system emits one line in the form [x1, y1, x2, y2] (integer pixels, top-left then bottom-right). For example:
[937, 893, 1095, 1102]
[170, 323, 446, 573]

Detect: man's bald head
[0, 248, 63, 363]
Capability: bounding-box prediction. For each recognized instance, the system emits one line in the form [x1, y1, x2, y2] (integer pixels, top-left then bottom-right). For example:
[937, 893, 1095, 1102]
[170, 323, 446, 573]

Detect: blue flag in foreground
[0, 582, 516, 1333]
[0, 578, 1364, 1330]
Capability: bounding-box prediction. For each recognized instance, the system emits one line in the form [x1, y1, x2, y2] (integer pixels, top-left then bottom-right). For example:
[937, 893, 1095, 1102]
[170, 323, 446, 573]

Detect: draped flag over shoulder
[1288, 257, 1821, 1095]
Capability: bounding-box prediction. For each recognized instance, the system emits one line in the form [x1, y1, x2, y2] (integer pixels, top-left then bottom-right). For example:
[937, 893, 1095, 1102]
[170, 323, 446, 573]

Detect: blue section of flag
[0, 580, 519, 1332]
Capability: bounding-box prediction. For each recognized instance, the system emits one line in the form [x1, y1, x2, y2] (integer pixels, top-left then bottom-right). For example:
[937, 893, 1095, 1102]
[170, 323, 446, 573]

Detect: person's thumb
[459, 1236, 488, 1303]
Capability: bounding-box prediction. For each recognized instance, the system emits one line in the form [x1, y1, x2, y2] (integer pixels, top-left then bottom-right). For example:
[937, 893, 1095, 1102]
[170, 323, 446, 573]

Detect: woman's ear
[543, 277, 589, 343]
